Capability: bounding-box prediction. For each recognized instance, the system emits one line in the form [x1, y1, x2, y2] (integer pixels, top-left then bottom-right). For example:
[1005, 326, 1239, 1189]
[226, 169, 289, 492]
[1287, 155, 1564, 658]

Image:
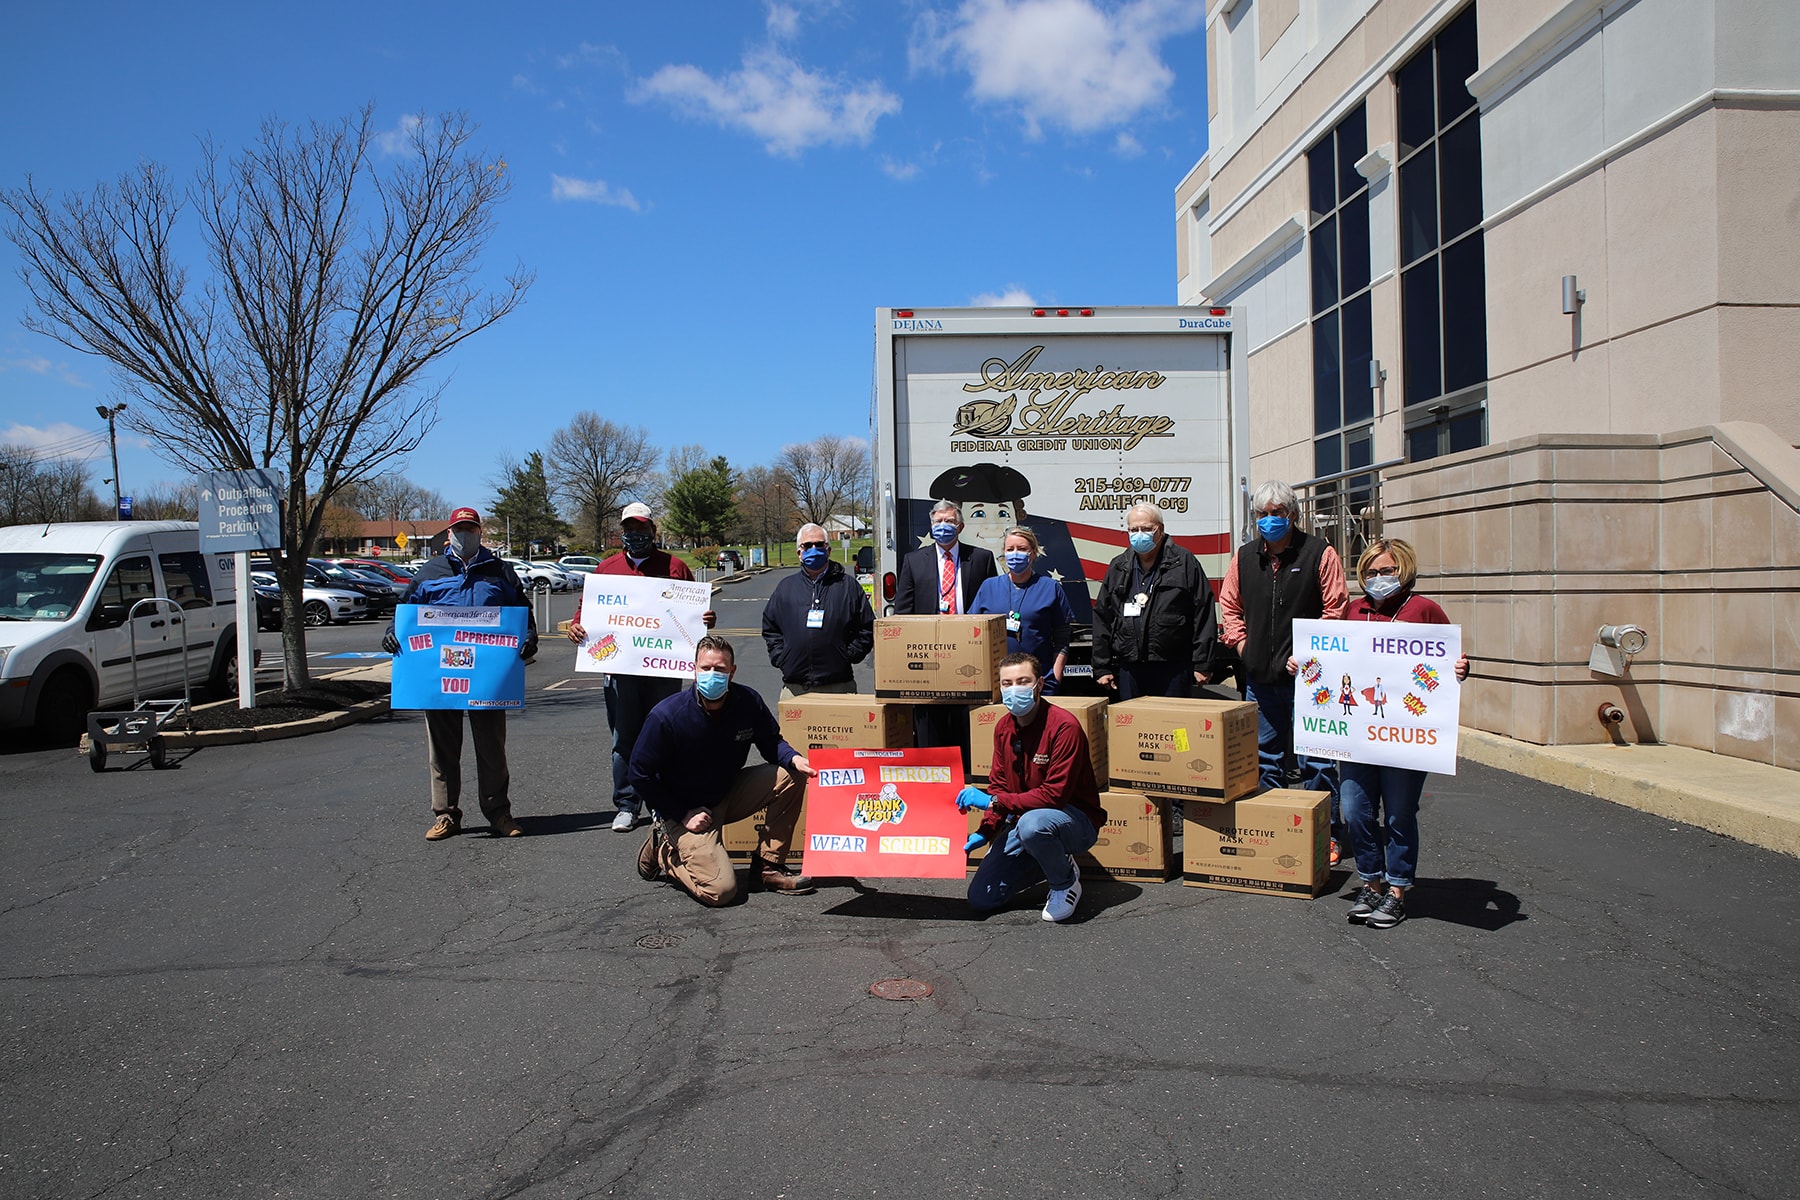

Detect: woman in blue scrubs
[971, 526, 1076, 694]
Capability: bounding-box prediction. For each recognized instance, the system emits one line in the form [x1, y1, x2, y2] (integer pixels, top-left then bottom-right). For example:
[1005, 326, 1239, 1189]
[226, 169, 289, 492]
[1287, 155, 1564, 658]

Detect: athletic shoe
[426, 814, 460, 841]
[1329, 837, 1342, 866]
[1367, 892, 1407, 929]
[611, 809, 640, 833]
[1347, 883, 1384, 923]
[1042, 870, 1083, 923]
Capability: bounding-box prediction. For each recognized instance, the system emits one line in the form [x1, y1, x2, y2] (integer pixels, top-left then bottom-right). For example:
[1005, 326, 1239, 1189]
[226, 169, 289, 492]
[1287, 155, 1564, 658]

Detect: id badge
[1121, 601, 1143, 618]
[1006, 612, 1021, 634]
[806, 607, 825, 629]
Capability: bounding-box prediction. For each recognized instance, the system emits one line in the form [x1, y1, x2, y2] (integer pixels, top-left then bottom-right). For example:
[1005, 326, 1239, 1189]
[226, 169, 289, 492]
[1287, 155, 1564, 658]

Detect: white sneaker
[611, 809, 639, 832]
[1042, 874, 1083, 923]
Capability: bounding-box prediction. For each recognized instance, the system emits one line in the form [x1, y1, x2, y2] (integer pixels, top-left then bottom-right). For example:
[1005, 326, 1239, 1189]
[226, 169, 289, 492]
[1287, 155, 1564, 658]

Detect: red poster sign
[800, 747, 967, 879]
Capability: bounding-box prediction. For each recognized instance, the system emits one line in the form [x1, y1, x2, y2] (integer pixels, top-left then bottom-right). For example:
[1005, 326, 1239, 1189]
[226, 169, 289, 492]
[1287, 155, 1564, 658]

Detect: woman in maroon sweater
[1339, 538, 1469, 930]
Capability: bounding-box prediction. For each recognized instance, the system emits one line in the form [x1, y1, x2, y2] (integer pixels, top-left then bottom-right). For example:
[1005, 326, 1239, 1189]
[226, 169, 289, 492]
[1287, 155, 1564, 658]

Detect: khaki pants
[778, 679, 858, 701]
[425, 709, 511, 822]
[655, 762, 805, 907]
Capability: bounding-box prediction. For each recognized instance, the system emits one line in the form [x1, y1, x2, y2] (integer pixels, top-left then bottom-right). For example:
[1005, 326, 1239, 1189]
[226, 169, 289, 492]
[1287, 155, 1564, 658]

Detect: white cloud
[373, 113, 424, 155]
[633, 45, 900, 157]
[766, 2, 802, 39]
[0, 353, 88, 387]
[558, 42, 628, 72]
[0, 421, 107, 458]
[880, 157, 922, 181]
[1114, 131, 1144, 157]
[913, 0, 1204, 136]
[971, 286, 1036, 306]
[550, 175, 642, 212]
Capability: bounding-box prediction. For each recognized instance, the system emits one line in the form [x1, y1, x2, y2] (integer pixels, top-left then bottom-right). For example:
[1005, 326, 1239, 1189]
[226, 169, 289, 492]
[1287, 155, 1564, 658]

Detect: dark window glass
[98, 556, 155, 608]
[1313, 311, 1342, 433]
[1308, 139, 1337, 219]
[1396, 52, 1436, 154]
[1315, 435, 1343, 480]
[1402, 261, 1443, 406]
[1339, 193, 1370, 297]
[1438, 114, 1483, 241]
[1408, 424, 1440, 463]
[157, 552, 214, 609]
[1436, 7, 1480, 128]
[1441, 232, 1488, 394]
[1341, 293, 1374, 425]
[1311, 214, 1339, 314]
[1335, 104, 1367, 203]
[1449, 410, 1485, 454]
[1399, 144, 1439, 264]
[1346, 427, 1376, 509]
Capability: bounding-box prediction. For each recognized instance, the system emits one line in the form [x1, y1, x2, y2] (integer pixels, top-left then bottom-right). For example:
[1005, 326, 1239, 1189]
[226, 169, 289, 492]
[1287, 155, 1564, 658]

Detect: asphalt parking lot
[3, 569, 1797, 1199]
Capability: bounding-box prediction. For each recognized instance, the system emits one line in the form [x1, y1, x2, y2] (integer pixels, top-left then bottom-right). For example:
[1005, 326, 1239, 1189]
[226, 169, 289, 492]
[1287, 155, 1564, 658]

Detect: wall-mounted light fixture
[1369, 359, 1387, 389]
[1562, 274, 1586, 315]
[1588, 623, 1649, 677]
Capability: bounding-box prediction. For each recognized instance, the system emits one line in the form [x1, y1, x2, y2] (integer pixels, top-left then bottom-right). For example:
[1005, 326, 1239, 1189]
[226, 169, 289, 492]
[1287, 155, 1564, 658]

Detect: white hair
[1125, 502, 1165, 528]
[929, 500, 962, 522]
[1251, 480, 1299, 519]
[795, 523, 826, 545]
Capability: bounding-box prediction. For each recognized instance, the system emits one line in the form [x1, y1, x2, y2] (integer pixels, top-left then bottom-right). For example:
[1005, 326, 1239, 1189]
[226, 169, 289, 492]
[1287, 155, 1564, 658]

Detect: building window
[1396, 4, 1486, 460]
[1308, 101, 1372, 496]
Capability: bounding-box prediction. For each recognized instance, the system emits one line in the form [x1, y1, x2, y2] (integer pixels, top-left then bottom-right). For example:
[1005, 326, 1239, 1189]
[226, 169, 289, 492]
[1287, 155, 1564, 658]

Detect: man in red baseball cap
[384, 506, 539, 840]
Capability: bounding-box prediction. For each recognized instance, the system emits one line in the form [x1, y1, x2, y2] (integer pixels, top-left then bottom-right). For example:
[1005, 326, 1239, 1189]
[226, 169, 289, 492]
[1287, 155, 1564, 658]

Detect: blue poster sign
[198, 468, 284, 553]
[118, 495, 133, 520]
[390, 605, 528, 711]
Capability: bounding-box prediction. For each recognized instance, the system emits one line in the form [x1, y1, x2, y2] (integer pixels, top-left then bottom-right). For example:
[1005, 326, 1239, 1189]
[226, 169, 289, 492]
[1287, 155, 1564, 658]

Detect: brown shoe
[637, 825, 665, 881]
[426, 813, 461, 841]
[490, 814, 524, 838]
[753, 856, 815, 895]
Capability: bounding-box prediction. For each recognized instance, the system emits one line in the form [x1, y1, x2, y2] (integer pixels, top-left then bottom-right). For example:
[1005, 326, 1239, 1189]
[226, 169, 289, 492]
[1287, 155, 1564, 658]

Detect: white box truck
[871, 306, 1249, 674]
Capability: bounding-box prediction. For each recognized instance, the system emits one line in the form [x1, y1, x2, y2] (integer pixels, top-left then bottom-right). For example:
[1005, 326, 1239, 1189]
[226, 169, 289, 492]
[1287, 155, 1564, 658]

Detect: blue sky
[0, 0, 1208, 508]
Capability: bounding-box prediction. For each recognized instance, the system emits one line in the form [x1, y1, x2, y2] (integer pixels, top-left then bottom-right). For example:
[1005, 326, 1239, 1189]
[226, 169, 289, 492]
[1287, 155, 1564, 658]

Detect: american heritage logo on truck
[949, 345, 1176, 452]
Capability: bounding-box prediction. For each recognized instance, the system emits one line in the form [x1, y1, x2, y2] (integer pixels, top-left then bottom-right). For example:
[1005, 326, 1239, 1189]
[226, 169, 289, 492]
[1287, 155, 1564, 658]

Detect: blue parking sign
[390, 605, 527, 710]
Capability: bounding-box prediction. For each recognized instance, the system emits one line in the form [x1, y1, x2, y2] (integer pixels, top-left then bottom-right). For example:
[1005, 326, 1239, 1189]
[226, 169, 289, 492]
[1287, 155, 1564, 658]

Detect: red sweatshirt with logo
[983, 702, 1107, 835]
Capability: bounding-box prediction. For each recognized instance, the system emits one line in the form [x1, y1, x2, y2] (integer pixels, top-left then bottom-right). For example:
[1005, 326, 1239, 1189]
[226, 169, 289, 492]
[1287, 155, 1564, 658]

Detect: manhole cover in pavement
[870, 978, 933, 1001]
[635, 933, 684, 949]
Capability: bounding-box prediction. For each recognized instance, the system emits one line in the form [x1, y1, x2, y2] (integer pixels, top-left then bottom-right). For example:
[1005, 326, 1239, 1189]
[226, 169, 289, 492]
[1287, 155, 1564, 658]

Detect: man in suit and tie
[893, 500, 996, 767]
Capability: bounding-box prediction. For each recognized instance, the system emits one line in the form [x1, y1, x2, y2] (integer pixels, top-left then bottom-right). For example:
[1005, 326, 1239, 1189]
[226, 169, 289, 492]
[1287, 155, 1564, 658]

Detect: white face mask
[449, 529, 482, 559]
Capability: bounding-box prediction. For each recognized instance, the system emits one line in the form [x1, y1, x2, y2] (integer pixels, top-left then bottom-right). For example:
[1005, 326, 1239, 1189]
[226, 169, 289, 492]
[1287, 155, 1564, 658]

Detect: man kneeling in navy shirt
[630, 635, 818, 904]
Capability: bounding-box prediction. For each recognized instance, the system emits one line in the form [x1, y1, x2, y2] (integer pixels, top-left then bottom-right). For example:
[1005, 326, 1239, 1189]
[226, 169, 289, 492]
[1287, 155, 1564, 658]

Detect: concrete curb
[1459, 729, 1800, 859]
[154, 697, 393, 748]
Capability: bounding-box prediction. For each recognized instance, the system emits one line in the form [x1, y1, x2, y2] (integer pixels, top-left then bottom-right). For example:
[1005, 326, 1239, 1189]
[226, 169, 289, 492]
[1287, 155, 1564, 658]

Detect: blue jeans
[604, 674, 682, 814]
[1339, 761, 1425, 889]
[967, 806, 1097, 911]
[1244, 676, 1340, 827]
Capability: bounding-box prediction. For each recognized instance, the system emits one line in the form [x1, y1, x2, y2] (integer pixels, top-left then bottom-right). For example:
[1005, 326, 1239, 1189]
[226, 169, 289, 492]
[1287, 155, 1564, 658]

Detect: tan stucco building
[1177, 0, 1799, 767]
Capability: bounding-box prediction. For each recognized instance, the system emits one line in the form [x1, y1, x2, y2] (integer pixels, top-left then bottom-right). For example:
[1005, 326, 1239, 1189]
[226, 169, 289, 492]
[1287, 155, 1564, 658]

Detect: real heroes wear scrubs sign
[573, 573, 712, 680]
[800, 747, 968, 880]
[391, 605, 529, 710]
[1289, 617, 1463, 775]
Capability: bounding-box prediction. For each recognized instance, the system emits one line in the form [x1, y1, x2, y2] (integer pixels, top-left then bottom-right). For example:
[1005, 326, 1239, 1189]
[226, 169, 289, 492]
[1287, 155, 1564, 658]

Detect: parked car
[557, 555, 600, 574]
[526, 561, 580, 592]
[254, 580, 283, 631]
[0, 521, 253, 742]
[252, 571, 367, 627]
[717, 549, 743, 570]
[333, 558, 414, 587]
[505, 558, 574, 593]
[305, 560, 398, 617]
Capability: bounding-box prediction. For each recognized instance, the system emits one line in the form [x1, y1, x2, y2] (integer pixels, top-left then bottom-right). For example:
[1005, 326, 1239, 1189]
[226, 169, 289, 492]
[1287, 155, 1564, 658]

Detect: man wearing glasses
[762, 523, 875, 698]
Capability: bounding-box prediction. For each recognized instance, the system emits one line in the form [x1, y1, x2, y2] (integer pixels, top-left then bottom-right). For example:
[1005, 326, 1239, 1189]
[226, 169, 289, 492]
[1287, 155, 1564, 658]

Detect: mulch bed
[182, 680, 389, 732]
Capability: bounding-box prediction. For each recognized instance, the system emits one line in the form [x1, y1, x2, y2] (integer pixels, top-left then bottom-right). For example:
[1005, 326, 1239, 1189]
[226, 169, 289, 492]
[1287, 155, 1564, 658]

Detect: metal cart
[86, 596, 191, 772]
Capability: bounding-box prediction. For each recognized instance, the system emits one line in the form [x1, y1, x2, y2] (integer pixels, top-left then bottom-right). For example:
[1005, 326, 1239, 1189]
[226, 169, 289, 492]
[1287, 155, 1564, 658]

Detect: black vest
[1235, 529, 1328, 685]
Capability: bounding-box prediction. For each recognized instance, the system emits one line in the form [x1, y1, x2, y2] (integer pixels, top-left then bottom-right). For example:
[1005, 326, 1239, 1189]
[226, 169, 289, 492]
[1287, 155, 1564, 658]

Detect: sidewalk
[1460, 730, 1800, 858]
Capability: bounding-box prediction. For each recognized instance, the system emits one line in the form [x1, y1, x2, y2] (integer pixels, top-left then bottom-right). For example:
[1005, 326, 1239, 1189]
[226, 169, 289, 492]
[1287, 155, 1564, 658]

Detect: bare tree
[777, 435, 872, 529]
[0, 446, 105, 525]
[544, 414, 657, 551]
[3, 105, 531, 686]
[734, 464, 794, 557]
[131, 481, 201, 521]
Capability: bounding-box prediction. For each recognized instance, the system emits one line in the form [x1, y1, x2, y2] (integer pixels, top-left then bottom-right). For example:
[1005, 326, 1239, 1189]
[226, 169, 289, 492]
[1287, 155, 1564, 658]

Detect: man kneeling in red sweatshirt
[958, 652, 1108, 923]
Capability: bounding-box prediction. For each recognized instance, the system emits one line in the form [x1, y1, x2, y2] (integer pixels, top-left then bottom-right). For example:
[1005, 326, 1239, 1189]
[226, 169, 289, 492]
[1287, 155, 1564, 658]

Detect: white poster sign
[573, 573, 710, 680]
[1290, 618, 1462, 775]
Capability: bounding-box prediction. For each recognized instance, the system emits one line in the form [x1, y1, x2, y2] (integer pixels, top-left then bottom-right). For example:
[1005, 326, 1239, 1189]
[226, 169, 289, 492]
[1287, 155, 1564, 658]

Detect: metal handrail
[1293, 457, 1404, 491]
[1292, 458, 1403, 568]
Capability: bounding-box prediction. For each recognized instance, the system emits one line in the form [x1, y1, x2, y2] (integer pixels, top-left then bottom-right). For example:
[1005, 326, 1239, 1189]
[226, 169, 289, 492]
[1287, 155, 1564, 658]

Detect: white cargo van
[0, 521, 245, 741]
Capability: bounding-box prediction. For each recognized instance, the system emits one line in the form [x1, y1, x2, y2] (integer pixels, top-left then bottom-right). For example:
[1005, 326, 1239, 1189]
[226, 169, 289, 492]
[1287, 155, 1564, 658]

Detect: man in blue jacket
[630, 635, 817, 905]
[383, 507, 539, 841]
[761, 522, 875, 698]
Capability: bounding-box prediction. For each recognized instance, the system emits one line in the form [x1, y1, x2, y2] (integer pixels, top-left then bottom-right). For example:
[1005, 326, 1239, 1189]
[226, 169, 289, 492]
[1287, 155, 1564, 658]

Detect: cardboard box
[967, 695, 1109, 783]
[778, 694, 911, 752]
[1181, 789, 1330, 898]
[964, 790, 1174, 882]
[722, 801, 806, 863]
[872, 614, 1006, 703]
[1106, 697, 1259, 800]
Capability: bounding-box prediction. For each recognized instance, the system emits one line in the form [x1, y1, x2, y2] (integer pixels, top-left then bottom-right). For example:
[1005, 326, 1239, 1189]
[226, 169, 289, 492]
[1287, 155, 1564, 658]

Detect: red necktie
[939, 550, 956, 614]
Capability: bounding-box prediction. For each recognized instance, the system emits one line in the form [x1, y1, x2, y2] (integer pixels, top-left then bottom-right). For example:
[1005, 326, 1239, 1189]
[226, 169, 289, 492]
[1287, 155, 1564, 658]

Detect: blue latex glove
[956, 786, 991, 812]
[963, 831, 989, 853]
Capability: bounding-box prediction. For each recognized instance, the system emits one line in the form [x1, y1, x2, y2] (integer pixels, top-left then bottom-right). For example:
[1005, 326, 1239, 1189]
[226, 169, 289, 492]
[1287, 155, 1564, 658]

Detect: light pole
[96, 403, 127, 517]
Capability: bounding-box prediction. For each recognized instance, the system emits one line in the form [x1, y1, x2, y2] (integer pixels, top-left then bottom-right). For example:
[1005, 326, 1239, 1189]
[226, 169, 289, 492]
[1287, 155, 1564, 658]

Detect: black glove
[381, 628, 400, 655]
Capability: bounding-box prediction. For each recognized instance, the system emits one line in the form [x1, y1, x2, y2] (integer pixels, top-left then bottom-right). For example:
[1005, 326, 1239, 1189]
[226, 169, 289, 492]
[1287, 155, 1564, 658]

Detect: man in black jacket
[891, 500, 996, 766]
[1092, 502, 1217, 700]
[762, 523, 875, 698]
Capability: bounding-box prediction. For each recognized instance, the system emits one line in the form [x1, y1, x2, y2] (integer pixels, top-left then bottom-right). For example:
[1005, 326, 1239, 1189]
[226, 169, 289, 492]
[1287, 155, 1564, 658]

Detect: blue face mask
[800, 546, 829, 571]
[1363, 575, 1403, 604]
[1005, 550, 1031, 574]
[1001, 684, 1038, 719]
[695, 669, 730, 701]
[930, 523, 959, 546]
[1257, 514, 1291, 542]
[1128, 530, 1156, 555]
